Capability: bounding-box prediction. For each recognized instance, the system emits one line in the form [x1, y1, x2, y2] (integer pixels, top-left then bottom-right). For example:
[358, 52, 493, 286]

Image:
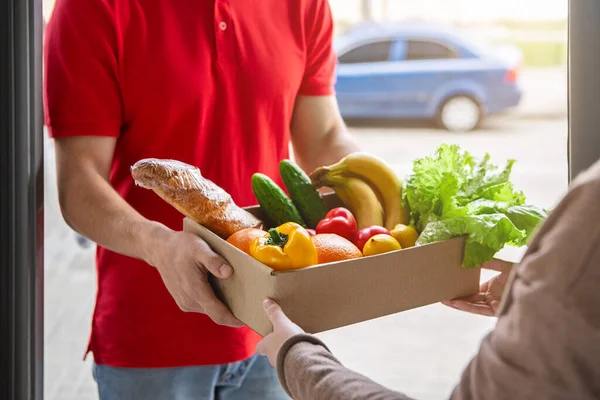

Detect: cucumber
[251, 173, 306, 227]
[279, 160, 328, 229]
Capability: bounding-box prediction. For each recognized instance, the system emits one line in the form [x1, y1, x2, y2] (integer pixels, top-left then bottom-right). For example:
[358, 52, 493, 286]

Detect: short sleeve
[298, 0, 337, 96]
[44, 0, 123, 138]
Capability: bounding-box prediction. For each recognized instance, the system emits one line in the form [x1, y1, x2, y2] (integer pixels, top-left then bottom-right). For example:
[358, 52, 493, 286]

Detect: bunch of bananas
[310, 152, 410, 230]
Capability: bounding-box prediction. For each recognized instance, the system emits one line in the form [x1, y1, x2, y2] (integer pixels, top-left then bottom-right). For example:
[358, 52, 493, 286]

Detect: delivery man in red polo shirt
[43, 0, 360, 398]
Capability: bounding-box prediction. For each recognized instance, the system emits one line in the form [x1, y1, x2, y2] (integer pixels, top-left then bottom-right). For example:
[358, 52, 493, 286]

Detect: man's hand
[256, 299, 304, 366]
[146, 228, 244, 327]
[442, 259, 514, 316]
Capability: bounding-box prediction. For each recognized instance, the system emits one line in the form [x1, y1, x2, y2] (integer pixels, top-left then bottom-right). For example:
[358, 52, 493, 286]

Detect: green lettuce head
[403, 144, 547, 268]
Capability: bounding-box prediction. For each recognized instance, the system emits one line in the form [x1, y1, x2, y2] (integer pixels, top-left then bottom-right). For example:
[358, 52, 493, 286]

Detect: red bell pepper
[315, 207, 357, 242]
[306, 229, 317, 236]
[355, 225, 392, 253]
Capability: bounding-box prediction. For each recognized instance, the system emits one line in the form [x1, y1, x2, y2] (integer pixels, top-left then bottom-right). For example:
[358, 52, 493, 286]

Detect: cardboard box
[183, 195, 480, 337]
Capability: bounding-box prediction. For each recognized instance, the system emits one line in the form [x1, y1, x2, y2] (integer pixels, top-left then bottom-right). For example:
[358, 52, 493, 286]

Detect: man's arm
[290, 95, 360, 174]
[291, 0, 357, 172]
[54, 136, 165, 260]
[54, 136, 241, 327]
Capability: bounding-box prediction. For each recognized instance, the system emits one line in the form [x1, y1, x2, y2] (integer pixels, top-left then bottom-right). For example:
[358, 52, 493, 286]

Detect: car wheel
[437, 96, 482, 132]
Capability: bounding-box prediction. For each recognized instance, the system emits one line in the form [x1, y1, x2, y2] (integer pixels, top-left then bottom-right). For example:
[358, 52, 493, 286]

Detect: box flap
[271, 237, 480, 334]
[183, 218, 275, 335]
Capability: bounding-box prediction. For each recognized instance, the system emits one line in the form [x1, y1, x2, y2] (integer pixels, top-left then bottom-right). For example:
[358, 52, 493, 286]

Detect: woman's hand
[256, 299, 305, 366]
[442, 259, 514, 317]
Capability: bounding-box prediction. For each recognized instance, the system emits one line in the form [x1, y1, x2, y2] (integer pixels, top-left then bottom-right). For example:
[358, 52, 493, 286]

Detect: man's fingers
[178, 301, 205, 313]
[194, 239, 233, 279]
[204, 296, 244, 327]
[207, 304, 244, 327]
[192, 276, 243, 327]
[449, 300, 496, 316]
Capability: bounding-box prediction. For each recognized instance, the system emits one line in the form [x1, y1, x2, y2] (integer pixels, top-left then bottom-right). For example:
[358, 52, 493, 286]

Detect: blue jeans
[92, 354, 289, 400]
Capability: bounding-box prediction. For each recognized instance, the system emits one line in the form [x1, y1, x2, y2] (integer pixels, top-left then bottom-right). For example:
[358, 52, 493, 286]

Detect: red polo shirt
[44, 0, 336, 367]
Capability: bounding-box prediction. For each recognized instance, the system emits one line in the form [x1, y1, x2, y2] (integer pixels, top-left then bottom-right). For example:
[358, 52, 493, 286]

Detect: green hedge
[497, 20, 568, 31]
[493, 40, 567, 67]
[517, 41, 567, 67]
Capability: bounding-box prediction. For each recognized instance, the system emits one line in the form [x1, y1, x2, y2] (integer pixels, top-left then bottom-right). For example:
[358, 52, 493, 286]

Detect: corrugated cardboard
[183, 195, 480, 337]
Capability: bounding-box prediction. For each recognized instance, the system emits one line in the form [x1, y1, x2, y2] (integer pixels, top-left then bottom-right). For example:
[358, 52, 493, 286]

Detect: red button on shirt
[44, 0, 337, 368]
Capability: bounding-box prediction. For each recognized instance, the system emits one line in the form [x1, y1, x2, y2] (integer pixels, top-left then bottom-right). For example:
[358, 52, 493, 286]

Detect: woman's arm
[257, 300, 414, 400]
[280, 335, 414, 400]
[449, 161, 600, 399]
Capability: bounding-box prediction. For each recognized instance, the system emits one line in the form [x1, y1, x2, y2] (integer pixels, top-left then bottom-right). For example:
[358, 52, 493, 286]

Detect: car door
[335, 38, 399, 118]
[387, 37, 463, 118]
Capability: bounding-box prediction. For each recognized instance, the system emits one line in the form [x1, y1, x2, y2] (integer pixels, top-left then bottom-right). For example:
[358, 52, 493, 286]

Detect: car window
[406, 40, 459, 60]
[338, 40, 394, 64]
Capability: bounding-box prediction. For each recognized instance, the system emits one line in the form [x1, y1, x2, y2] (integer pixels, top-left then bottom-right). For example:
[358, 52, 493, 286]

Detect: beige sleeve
[451, 162, 600, 400]
[277, 334, 414, 400]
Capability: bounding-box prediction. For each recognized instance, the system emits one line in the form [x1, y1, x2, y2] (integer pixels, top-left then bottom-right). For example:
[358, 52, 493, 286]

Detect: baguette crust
[131, 159, 263, 238]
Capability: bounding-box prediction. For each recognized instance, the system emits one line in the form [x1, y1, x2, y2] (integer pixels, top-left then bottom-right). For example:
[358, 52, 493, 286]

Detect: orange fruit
[311, 233, 363, 264]
[227, 228, 267, 255]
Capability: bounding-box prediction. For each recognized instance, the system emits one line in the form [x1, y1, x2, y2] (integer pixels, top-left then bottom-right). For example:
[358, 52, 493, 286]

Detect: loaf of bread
[131, 158, 263, 238]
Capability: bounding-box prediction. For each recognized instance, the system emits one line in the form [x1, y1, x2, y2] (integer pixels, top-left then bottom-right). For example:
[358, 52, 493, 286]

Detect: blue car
[334, 23, 523, 132]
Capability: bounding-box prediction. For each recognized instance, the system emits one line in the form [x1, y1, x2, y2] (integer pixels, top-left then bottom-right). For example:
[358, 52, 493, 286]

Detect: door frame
[0, 0, 44, 398]
[568, 0, 600, 180]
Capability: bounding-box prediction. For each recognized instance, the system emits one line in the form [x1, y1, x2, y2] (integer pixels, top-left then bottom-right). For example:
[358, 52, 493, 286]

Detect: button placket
[214, 0, 233, 66]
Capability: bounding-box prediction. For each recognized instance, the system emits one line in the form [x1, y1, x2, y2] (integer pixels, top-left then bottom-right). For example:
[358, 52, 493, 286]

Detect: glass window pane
[406, 40, 459, 60]
[339, 40, 393, 64]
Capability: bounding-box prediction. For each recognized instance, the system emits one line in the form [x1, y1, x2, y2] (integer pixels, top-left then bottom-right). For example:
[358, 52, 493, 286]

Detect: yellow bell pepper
[249, 222, 318, 271]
